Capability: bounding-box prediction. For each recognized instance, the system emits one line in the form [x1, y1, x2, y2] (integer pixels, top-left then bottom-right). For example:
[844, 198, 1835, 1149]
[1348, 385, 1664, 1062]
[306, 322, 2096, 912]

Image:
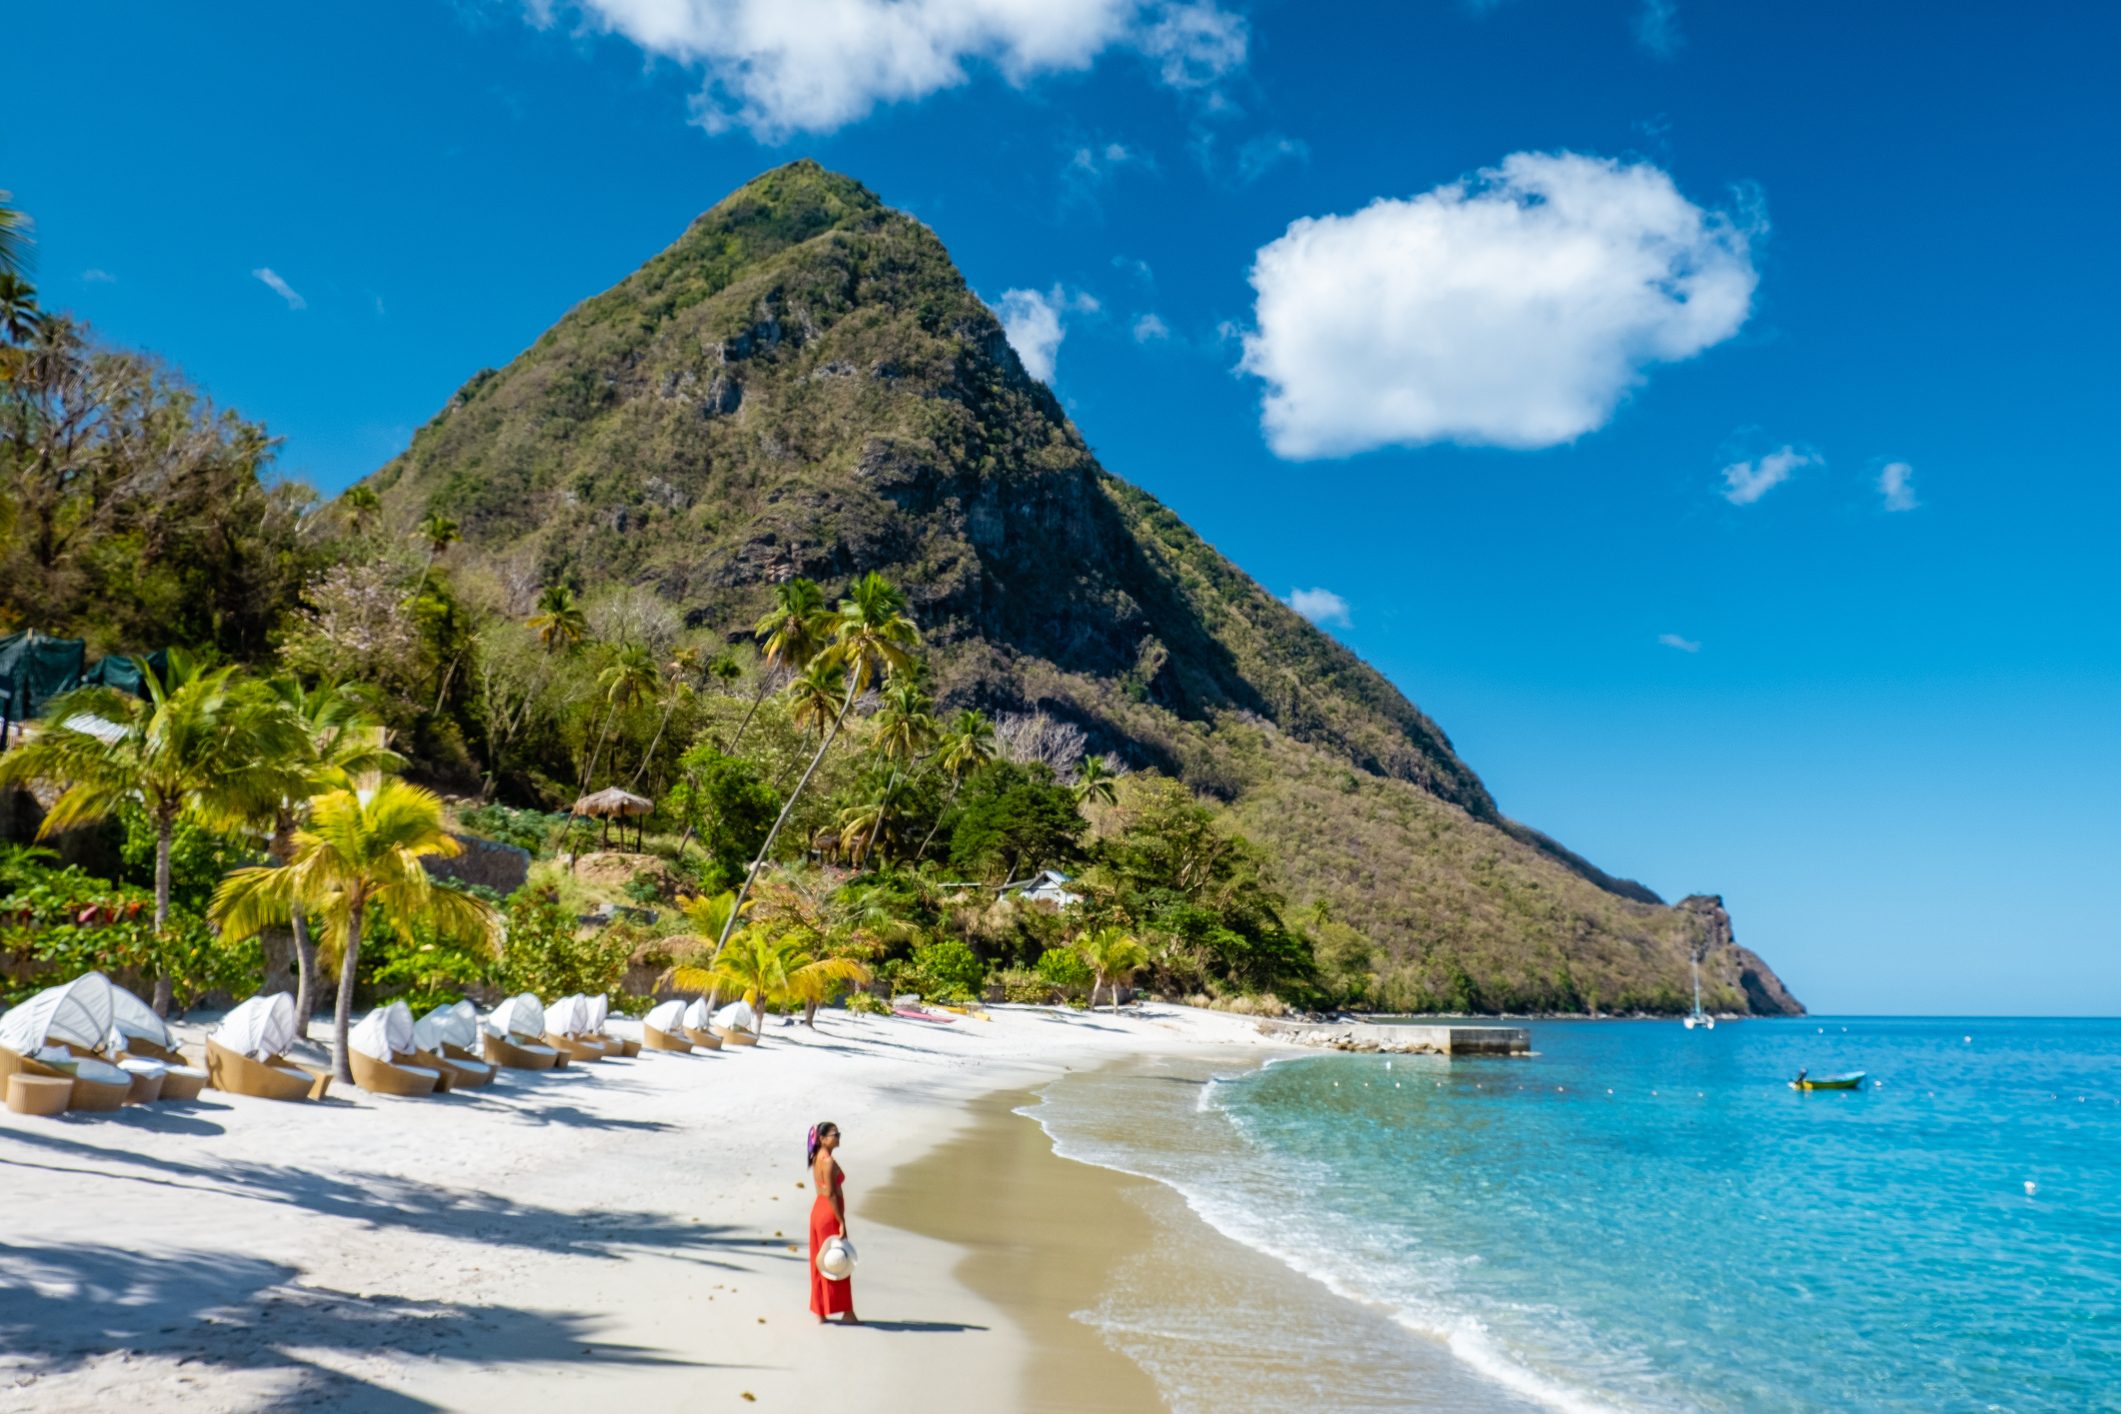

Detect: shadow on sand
[0, 1239, 722, 1411]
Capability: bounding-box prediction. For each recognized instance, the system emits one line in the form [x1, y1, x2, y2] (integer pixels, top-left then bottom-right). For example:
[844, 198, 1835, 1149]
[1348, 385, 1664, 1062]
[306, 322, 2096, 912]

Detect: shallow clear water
[1034, 1018, 2121, 1412]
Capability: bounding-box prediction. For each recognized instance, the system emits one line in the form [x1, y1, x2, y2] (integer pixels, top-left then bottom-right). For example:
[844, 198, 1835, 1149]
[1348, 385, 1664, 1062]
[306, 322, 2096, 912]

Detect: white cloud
[1132, 312, 1170, 342]
[1236, 132, 1308, 183]
[1878, 460, 1919, 512]
[995, 286, 1095, 383]
[538, 0, 1247, 139]
[1719, 445, 1811, 505]
[251, 267, 307, 311]
[81, 268, 117, 284]
[1287, 587, 1351, 627]
[1239, 151, 1759, 459]
[1657, 632, 1701, 653]
[1634, 0, 1681, 57]
[1112, 254, 1154, 284]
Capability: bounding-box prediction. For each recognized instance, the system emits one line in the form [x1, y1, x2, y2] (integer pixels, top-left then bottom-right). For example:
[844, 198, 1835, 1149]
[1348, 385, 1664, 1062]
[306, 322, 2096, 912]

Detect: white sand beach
[0, 1003, 1284, 1412]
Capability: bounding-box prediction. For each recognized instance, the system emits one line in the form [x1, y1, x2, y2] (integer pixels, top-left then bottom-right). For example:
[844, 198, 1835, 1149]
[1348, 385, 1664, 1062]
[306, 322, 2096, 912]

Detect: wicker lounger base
[349, 1049, 442, 1098]
[544, 1034, 607, 1063]
[206, 1037, 333, 1102]
[642, 1024, 692, 1053]
[714, 1026, 759, 1047]
[158, 1067, 208, 1102]
[417, 1047, 493, 1089]
[482, 1033, 560, 1070]
[65, 1074, 133, 1112]
[682, 1026, 725, 1051]
[123, 1070, 166, 1105]
[6, 1074, 72, 1116]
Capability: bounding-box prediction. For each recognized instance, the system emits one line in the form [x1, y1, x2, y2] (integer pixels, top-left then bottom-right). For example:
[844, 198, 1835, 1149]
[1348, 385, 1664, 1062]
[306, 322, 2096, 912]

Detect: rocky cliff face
[367, 160, 1801, 1015]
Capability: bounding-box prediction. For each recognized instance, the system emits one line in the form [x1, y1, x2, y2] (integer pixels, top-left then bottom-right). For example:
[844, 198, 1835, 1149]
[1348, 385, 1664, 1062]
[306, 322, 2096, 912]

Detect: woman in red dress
[808, 1121, 859, 1323]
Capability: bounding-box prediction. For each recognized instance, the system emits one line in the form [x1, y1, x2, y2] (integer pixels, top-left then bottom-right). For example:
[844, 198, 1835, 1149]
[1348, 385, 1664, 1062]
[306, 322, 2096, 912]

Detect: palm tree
[704, 573, 920, 973]
[340, 484, 381, 535]
[1077, 926, 1150, 1013]
[786, 658, 842, 742]
[0, 273, 39, 387]
[0, 191, 31, 278]
[0, 652, 308, 1014]
[872, 681, 937, 763]
[1074, 754, 1121, 809]
[0, 273, 40, 346]
[212, 780, 500, 1083]
[266, 678, 403, 1037]
[626, 646, 701, 793]
[415, 511, 460, 578]
[733, 578, 829, 751]
[913, 709, 995, 862]
[778, 942, 873, 1029]
[527, 584, 587, 653]
[838, 769, 912, 869]
[672, 930, 870, 1035]
[565, 641, 659, 864]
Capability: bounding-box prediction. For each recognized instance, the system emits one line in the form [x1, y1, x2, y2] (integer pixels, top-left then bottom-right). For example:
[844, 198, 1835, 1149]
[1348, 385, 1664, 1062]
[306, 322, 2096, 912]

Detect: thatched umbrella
[573, 787, 654, 851]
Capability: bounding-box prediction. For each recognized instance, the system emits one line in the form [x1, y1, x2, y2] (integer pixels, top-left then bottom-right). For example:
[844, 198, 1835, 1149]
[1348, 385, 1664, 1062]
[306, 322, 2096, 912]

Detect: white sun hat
[816, 1234, 858, 1281]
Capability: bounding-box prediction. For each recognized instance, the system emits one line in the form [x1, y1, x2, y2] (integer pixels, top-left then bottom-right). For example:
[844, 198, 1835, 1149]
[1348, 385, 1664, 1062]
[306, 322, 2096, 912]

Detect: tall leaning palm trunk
[704, 573, 917, 1001]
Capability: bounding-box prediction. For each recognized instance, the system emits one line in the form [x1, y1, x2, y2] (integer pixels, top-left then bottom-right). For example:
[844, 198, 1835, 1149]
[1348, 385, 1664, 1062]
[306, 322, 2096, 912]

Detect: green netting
[0, 632, 86, 720]
[81, 651, 168, 698]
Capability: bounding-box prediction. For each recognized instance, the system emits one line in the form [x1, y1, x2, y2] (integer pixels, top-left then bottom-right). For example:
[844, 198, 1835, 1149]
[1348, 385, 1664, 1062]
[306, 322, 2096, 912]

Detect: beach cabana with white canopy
[413, 1001, 495, 1089]
[712, 998, 760, 1045]
[642, 999, 693, 1052]
[106, 982, 178, 1060]
[0, 971, 116, 1057]
[206, 993, 330, 1102]
[681, 996, 725, 1050]
[542, 994, 609, 1061]
[482, 994, 562, 1071]
[0, 973, 133, 1111]
[348, 1002, 445, 1097]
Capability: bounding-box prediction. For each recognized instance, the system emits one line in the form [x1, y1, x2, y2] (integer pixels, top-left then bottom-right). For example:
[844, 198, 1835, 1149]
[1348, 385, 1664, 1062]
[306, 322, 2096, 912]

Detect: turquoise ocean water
[1031, 1018, 2121, 1412]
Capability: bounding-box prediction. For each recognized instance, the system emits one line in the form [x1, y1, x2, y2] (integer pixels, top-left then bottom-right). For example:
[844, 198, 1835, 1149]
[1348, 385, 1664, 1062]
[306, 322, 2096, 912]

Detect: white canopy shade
[486, 993, 545, 1040]
[645, 1000, 687, 1032]
[106, 981, 174, 1052]
[585, 994, 610, 1032]
[712, 999, 756, 1032]
[682, 997, 713, 1029]
[351, 1002, 416, 1062]
[0, 971, 117, 1054]
[545, 995, 589, 1037]
[415, 1000, 479, 1053]
[216, 993, 298, 1060]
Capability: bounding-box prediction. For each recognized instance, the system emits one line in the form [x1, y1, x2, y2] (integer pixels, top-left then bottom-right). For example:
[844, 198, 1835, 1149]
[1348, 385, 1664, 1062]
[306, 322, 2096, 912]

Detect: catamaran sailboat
[1683, 952, 1716, 1030]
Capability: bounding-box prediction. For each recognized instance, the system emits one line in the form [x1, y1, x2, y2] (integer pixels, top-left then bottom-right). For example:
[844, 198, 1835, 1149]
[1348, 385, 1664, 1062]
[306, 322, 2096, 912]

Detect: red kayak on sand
[893, 1006, 955, 1023]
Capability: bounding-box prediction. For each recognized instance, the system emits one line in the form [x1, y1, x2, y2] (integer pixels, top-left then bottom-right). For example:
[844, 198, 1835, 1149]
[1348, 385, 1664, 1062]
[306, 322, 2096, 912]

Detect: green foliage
[497, 887, 632, 1001]
[0, 847, 249, 1008]
[1034, 946, 1093, 992]
[457, 802, 569, 856]
[845, 990, 892, 1016]
[667, 742, 780, 891]
[946, 761, 1084, 882]
[899, 938, 986, 1002]
[366, 910, 498, 1013]
[118, 808, 252, 917]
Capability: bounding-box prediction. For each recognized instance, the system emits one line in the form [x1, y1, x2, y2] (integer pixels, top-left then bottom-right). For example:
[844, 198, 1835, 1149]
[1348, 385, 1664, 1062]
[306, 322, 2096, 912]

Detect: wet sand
[865, 1087, 1165, 1411]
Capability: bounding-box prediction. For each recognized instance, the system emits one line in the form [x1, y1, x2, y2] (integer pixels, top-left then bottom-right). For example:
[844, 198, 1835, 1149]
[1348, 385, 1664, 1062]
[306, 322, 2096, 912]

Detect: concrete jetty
[1258, 1019, 1531, 1056]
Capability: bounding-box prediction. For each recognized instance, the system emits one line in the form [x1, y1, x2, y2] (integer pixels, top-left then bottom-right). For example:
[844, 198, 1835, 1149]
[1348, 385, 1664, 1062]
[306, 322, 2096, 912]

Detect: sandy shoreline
[0, 1002, 1285, 1411]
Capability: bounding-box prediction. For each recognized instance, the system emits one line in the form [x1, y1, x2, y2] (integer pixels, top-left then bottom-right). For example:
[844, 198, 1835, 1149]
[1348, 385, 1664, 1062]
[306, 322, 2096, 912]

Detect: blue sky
[9, 1, 2118, 1013]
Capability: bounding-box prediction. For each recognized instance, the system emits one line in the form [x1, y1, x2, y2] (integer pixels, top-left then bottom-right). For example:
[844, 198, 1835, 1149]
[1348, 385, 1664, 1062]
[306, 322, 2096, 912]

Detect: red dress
[809, 1160, 854, 1318]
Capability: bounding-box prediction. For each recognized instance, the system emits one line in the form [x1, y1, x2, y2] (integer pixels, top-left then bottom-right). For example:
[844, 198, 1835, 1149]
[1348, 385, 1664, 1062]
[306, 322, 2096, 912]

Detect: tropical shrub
[457, 803, 570, 856]
[497, 887, 632, 1001]
[901, 938, 985, 1001]
[1034, 946, 1093, 992]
